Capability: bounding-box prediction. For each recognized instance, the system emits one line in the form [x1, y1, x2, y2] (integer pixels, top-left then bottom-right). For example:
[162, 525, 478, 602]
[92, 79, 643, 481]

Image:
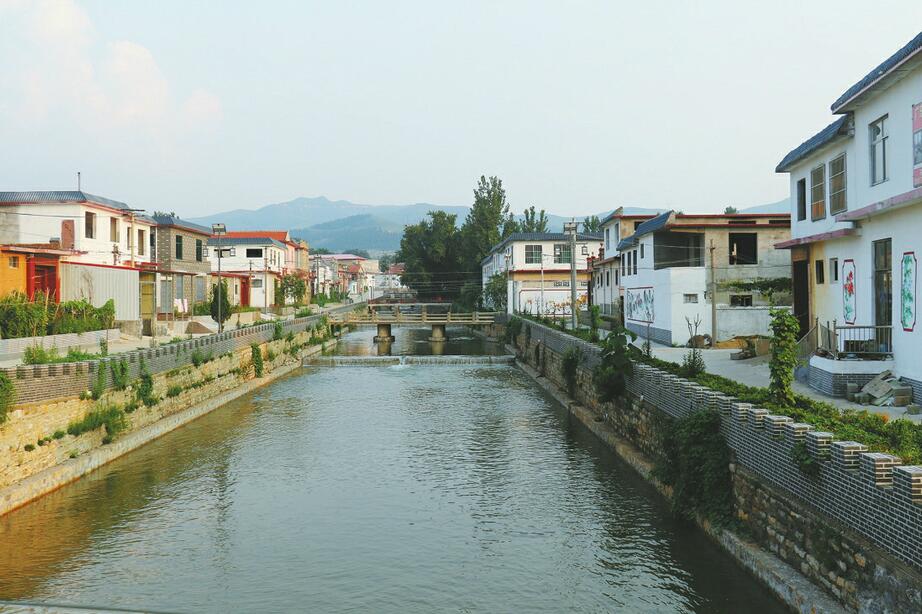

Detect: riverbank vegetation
[504, 313, 922, 463]
[0, 293, 115, 339]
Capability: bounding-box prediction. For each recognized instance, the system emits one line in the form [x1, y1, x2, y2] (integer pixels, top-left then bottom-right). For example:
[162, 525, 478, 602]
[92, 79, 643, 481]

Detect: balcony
[816, 321, 893, 360]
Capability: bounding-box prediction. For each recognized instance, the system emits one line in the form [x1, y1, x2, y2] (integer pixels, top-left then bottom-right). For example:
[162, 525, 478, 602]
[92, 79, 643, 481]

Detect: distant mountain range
[188, 196, 788, 254]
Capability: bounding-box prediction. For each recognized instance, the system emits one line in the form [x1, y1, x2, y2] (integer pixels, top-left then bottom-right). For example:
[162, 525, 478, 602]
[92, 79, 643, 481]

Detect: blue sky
[2, 0, 921, 218]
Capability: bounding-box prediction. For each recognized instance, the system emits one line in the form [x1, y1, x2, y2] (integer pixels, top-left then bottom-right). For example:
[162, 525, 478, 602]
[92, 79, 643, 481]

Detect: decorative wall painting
[914, 103, 922, 187]
[626, 287, 654, 323]
[842, 259, 856, 325]
[902, 252, 917, 331]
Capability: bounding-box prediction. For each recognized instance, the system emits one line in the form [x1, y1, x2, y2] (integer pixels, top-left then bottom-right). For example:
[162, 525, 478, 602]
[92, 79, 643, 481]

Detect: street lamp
[563, 220, 580, 329]
[212, 223, 227, 333]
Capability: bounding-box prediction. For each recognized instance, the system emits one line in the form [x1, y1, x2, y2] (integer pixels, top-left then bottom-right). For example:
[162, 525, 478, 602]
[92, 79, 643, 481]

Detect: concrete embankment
[304, 355, 516, 366]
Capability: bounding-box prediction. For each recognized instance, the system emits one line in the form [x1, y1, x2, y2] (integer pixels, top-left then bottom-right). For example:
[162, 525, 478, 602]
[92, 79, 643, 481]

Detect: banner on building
[842, 259, 857, 325]
[902, 252, 917, 332]
[625, 287, 654, 323]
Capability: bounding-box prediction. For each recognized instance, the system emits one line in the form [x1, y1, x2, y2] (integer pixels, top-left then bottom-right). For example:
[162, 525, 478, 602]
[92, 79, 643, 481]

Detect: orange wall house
[0, 248, 27, 297]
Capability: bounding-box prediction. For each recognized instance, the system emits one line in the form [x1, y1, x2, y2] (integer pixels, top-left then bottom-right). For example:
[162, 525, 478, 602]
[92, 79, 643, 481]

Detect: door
[792, 260, 810, 336]
[139, 272, 156, 335]
[873, 239, 892, 327]
[61, 220, 75, 250]
[241, 278, 250, 307]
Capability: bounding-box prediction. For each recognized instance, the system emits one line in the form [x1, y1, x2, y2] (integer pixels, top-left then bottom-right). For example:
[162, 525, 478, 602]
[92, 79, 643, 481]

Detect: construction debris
[854, 371, 915, 407]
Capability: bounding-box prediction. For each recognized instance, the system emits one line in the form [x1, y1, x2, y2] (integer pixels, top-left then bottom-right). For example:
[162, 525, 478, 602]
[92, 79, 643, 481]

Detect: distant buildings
[151, 214, 213, 317]
[481, 232, 603, 315]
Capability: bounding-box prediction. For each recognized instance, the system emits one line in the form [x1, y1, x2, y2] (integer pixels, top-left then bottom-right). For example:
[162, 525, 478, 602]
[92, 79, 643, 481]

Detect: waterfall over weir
[303, 355, 517, 367]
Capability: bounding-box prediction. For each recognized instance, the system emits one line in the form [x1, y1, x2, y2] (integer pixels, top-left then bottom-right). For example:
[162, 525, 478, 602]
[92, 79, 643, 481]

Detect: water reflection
[0, 329, 784, 613]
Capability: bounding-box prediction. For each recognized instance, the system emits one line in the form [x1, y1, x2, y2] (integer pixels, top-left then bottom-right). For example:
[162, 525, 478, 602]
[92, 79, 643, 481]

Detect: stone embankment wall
[496, 317, 922, 613]
[0, 312, 349, 516]
[3, 306, 355, 406]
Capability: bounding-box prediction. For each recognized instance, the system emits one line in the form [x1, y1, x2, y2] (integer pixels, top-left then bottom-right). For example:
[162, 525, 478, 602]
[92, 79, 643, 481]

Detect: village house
[481, 232, 603, 316]
[207, 235, 286, 311]
[591, 208, 659, 319]
[151, 214, 213, 318]
[218, 231, 310, 305]
[775, 31, 922, 398]
[0, 191, 156, 330]
[617, 210, 791, 346]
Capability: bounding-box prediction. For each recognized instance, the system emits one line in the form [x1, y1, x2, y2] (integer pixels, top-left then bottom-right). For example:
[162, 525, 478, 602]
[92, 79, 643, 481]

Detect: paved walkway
[642, 343, 920, 423]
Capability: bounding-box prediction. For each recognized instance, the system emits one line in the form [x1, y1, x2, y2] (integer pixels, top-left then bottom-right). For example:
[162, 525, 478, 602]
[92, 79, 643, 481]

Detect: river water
[0, 327, 784, 613]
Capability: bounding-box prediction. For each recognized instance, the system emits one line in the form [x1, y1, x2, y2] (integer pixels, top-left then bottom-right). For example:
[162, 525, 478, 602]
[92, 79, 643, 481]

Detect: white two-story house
[481, 232, 603, 315]
[208, 236, 287, 310]
[592, 208, 659, 318]
[775, 31, 922, 398]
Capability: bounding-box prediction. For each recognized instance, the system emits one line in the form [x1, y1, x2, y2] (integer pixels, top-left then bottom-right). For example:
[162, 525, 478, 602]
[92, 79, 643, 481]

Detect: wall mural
[625, 287, 654, 323]
[902, 252, 917, 332]
[842, 259, 857, 325]
[913, 103, 922, 188]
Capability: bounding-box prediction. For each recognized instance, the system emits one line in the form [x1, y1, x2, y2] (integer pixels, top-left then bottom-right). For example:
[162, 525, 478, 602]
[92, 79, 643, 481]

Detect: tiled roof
[617, 211, 672, 251]
[223, 230, 294, 245]
[0, 190, 157, 224]
[152, 214, 212, 235]
[775, 115, 851, 173]
[208, 236, 287, 249]
[831, 31, 922, 112]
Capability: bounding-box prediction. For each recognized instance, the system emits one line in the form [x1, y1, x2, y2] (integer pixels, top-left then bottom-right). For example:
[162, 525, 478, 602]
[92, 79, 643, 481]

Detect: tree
[769, 308, 799, 407]
[521, 205, 549, 233]
[458, 175, 510, 272]
[483, 272, 507, 311]
[280, 273, 307, 304]
[398, 211, 464, 300]
[312, 247, 332, 255]
[345, 248, 371, 258]
[724, 206, 738, 214]
[583, 215, 601, 233]
[378, 253, 395, 272]
[210, 279, 231, 326]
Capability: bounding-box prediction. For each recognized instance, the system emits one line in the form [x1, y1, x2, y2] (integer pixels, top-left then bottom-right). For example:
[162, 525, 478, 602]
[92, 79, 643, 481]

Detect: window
[615, 269, 619, 286]
[632, 250, 637, 275]
[728, 233, 757, 265]
[874, 239, 892, 326]
[246, 248, 263, 259]
[194, 276, 206, 302]
[829, 257, 839, 283]
[621, 256, 625, 277]
[137, 229, 145, 256]
[870, 116, 888, 185]
[580, 245, 588, 256]
[683, 293, 699, 303]
[810, 164, 825, 220]
[149, 229, 156, 259]
[8, 256, 19, 268]
[606, 271, 610, 286]
[196, 239, 203, 262]
[815, 259, 825, 284]
[85, 212, 96, 239]
[605, 227, 610, 250]
[640, 243, 644, 259]
[796, 179, 807, 221]
[252, 278, 263, 288]
[730, 294, 753, 307]
[553, 244, 572, 264]
[110, 217, 119, 242]
[828, 154, 847, 214]
[175, 235, 183, 260]
[728, 219, 754, 225]
[525, 244, 542, 264]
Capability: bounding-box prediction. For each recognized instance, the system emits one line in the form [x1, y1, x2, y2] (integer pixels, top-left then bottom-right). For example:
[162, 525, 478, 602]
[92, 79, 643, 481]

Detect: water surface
[0, 327, 783, 612]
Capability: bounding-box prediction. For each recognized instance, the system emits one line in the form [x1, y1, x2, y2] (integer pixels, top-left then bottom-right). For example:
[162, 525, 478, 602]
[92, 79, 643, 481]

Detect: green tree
[398, 211, 464, 300]
[582, 215, 601, 233]
[521, 205, 549, 233]
[312, 247, 332, 255]
[724, 205, 738, 214]
[279, 274, 307, 304]
[459, 175, 510, 272]
[593, 325, 637, 401]
[345, 248, 371, 258]
[210, 279, 231, 326]
[769, 308, 799, 407]
[378, 253, 395, 272]
[483, 272, 507, 311]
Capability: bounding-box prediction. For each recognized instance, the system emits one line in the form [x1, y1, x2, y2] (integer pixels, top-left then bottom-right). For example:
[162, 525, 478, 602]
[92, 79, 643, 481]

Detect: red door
[241, 279, 250, 307]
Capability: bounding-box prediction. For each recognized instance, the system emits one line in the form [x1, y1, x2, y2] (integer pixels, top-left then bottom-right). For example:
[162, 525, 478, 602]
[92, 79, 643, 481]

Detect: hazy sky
[2, 1, 921, 219]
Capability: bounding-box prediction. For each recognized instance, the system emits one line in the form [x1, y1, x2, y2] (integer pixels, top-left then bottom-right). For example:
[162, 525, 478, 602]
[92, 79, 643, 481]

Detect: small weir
[304, 355, 517, 366]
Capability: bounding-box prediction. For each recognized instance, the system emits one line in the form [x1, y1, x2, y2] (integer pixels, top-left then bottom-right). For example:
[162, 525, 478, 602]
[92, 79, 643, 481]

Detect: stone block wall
[2, 305, 356, 406]
[501, 316, 922, 611]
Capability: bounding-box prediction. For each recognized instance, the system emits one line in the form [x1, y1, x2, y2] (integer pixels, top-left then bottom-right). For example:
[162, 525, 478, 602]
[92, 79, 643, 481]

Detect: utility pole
[564, 220, 579, 330]
[709, 239, 718, 342]
[211, 224, 227, 332]
[264, 255, 270, 314]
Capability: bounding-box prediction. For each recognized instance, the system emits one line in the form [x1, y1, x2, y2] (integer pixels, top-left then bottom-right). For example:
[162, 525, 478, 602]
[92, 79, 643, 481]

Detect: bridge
[326, 304, 498, 342]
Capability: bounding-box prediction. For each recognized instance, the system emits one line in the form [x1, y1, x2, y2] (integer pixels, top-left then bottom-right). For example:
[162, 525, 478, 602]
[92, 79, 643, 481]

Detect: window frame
[195, 239, 203, 262]
[796, 178, 807, 221]
[829, 257, 839, 283]
[828, 154, 847, 215]
[810, 164, 826, 221]
[815, 259, 825, 285]
[175, 235, 183, 260]
[109, 217, 119, 243]
[869, 115, 889, 186]
[85, 211, 96, 239]
[246, 248, 264, 259]
[524, 244, 542, 265]
[728, 232, 758, 265]
[683, 293, 699, 304]
[137, 229, 145, 256]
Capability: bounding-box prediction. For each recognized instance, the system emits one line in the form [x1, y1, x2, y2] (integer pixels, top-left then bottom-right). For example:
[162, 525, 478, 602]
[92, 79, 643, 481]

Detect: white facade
[778, 37, 922, 386]
[208, 238, 285, 310]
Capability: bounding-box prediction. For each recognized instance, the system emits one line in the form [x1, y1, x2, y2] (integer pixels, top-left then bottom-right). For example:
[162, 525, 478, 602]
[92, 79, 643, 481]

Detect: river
[0, 327, 784, 613]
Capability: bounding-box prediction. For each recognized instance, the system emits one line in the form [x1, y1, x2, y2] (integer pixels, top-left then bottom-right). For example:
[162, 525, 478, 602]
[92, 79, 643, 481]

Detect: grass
[67, 405, 128, 444]
[22, 345, 100, 365]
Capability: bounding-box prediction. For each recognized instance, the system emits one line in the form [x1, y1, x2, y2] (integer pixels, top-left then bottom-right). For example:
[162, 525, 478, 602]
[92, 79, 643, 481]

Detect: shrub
[593, 325, 637, 402]
[504, 316, 523, 345]
[273, 321, 284, 341]
[251, 343, 264, 377]
[210, 279, 232, 325]
[0, 293, 115, 339]
[654, 409, 733, 524]
[166, 385, 182, 398]
[193, 302, 211, 316]
[0, 372, 13, 424]
[67, 405, 127, 444]
[266, 348, 277, 362]
[561, 346, 582, 398]
[98, 338, 109, 356]
[285, 331, 295, 344]
[110, 359, 130, 391]
[91, 364, 107, 400]
[191, 349, 212, 367]
[24, 444, 35, 452]
[790, 441, 821, 478]
[135, 359, 156, 407]
[22, 345, 97, 365]
[679, 348, 706, 378]
[769, 308, 799, 407]
[589, 305, 601, 343]
[295, 307, 313, 318]
[52, 430, 66, 440]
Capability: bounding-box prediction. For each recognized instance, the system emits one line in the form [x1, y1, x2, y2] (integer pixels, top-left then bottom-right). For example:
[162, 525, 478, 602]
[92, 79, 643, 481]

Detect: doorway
[792, 260, 810, 336]
[873, 239, 892, 327]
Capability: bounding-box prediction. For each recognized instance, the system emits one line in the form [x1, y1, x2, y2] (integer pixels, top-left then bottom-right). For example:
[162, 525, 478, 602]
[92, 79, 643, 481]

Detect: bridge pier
[374, 322, 395, 342]
[429, 323, 448, 342]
